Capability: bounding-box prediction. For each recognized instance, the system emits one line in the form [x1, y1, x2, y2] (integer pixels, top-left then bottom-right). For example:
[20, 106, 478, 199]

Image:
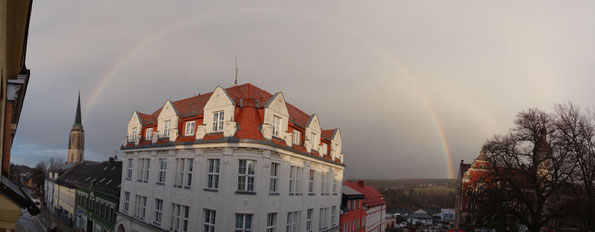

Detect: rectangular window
[154, 199, 163, 225]
[203, 209, 216, 232]
[144, 159, 150, 182]
[235, 214, 253, 232]
[207, 159, 220, 189]
[311, 132, 318, 149]
[286, 211, 300, 232]
[131, 127, 137, 141]
[171, 203, 189, 232]
[123, 192, 130, 212]
[332, 175, 337, 194]
[266, 213, 277, 232]
[164, 120, 171, 137]
[127, 159, 133, 179]
[321, 172, 328, 195]
[269, 162, 279, 193]
[321, 143, 327, 154]
[137, 159, 144, 181]
[175, 158, 185, 187]
[331, 206, 336, 226]
[306, 209, 313, 232]
[158, 158, 167, 183]
[238, 160, 256, 192]
[146, 128, 153, 140]
[292, 130, 301, 145]
[309, 170, 315, 194]
[272, 115, 281, 136]
[134, 195, 146, 220]
[185, 121, 195, 136]
[186, 159, 193, 187]
[289, 166, 303, 195]
[319, 208, 323, 231]
[212, 111, 224, 131]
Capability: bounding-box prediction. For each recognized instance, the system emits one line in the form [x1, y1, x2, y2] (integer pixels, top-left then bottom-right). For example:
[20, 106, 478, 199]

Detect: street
[17, 209, 46, 232]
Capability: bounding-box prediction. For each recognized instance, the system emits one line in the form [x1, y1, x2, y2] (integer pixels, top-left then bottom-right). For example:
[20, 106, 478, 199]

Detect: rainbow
[84, 7, 456, 179]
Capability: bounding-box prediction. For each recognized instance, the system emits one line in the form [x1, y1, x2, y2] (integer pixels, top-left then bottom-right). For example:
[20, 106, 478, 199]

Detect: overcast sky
[12, 1, 595, 179]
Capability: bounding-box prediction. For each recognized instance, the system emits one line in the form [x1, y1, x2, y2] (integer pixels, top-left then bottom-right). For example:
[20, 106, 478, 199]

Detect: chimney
[461, 159, 464, 164]
[109, 157, 115, 163]
[357, 180, 364, 187]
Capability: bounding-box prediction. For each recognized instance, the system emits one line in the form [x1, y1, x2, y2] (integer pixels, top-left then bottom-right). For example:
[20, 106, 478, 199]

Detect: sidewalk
[37, 208, 75, 232]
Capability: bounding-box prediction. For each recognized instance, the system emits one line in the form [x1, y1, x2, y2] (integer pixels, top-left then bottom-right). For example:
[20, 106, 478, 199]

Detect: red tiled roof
[175, 136, 195, 143]
[130, 83, 343, 165]
[271, 137, 287, 146]
[322, 129, 336, 141]
[235, 107, 264, 140]
[344, 181, 386, 207]
[203, 133, 223, 141]
[138, 113, 156, 125]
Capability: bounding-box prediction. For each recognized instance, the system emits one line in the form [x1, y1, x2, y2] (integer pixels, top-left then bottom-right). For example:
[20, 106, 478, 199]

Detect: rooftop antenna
[233, 55, 238, 86]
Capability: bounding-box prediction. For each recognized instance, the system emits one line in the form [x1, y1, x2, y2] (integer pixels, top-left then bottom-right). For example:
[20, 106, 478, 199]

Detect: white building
[115, 84, 345, 232]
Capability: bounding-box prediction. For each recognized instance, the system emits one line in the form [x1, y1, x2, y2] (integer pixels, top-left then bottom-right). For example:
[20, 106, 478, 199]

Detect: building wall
[116, 144, 344, 232]
[340, 199, 366, 232]
[55, 184, 76, 223]
[75, 189, 118, 232]
[365, 205, 385, 232]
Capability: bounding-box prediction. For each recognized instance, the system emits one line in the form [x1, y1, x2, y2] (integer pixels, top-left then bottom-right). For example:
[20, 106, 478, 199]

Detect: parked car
[32, 199, 41, 207]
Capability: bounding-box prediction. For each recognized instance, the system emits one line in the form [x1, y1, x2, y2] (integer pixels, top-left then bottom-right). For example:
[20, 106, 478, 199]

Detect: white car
[32, 199, 41, 207]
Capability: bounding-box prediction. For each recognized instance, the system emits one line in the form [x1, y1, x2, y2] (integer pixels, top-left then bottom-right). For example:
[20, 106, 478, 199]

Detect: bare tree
[46, 156, 65, 170]
[471, 108, 577, 231]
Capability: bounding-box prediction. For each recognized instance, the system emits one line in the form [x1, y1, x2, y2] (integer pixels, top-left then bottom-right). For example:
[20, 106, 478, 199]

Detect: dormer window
[272, 115, 281, 136]
[212, 111, 224, 132]
[321, 143, 328, 154]
[311, 132, 318, 149]
[293, 130, 301, 145]
[163, 120, 171, 137]
[131, 127, 137, 141]
[146, 128, 153, 140]
[185, 121, 195, 136]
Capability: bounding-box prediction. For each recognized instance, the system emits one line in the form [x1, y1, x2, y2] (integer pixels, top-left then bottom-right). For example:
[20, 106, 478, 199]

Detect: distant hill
[346, 179, 456, 210]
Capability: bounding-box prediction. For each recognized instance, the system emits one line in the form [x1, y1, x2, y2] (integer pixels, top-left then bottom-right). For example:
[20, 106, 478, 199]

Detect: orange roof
[130, 83, 342, 165]
[344, 181, 386, 207]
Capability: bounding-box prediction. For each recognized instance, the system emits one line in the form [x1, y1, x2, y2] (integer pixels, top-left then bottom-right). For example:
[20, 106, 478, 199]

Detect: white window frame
[186, 158, 193, 187]
[272, 115, 281, 136]
[331, 206, 336, 226]
[175, 158, 185, 187]
[154, 199, 163, 225]
[163, 120, 171, 137]
[269, 162, 279, 193]
[235, 214, 253, 232]
[171, 203, 189, 232]
[308, 170, 315, 194]
[266, 213, 277, 232]
[146, 128, 153, 140]
[131, 127, 137, 141]
[212, 111, 224, 132]
[158, 158, 167, 184]
[332, 175, 338, 194]
[207, 159, 220, 189]
[306, 209, 313, 232]
[203, 209, 216, 232]
[292, 130, 301, 145]
[134, 195, 146, 220]
[286, 211, 300, 232]
[321, 143, 328, 154]
[320, 172, 326, 195]
[123, 192, 130, 212]
[126, 159, 133, 179]
[144, 158, 150, 182]
[238, 160, 256, 192]
[185, 121, 195, 136]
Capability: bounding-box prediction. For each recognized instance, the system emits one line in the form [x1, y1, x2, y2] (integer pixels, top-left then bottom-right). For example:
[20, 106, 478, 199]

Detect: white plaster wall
[263, 93, 290, 141]
[127, 112, 142, 143]
[305, 115, 322, 152]
[203, 87, 235, 135]
[366, 205, 386, 232]
[118, 143, 344, 232]
[157, 101, 179, 140]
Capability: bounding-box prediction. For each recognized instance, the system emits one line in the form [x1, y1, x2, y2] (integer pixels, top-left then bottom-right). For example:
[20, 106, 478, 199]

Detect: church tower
[67, 92, 84, 163]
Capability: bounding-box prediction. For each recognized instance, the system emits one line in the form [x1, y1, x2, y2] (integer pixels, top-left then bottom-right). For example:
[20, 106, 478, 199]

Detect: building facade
[75, 159, 122, 232]
[116, 84, 345, 232]
[340, 185, 366, 232]
[454, 150, 491, 229]
[0, 0, 40, 230]
[54, 161, 102, 226]
[344, 181, 386, 232]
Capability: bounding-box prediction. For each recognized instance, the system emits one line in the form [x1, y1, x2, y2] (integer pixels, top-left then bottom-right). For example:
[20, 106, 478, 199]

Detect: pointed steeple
[74, 91, 82, 127]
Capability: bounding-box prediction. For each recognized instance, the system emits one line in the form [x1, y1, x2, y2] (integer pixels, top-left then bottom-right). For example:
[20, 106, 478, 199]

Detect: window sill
[308, 193, 316, 196]
[125, 178, 131, 181]
[184, 186, 191, 189]
[269, 192, 280, 196]
[204, 188, 218, 192]
[155, 182, 164, 186]
[235, 191, 256, 195]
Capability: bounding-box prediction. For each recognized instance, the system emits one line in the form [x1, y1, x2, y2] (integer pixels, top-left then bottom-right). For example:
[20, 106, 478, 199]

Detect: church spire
[74, 91, 82, 127]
